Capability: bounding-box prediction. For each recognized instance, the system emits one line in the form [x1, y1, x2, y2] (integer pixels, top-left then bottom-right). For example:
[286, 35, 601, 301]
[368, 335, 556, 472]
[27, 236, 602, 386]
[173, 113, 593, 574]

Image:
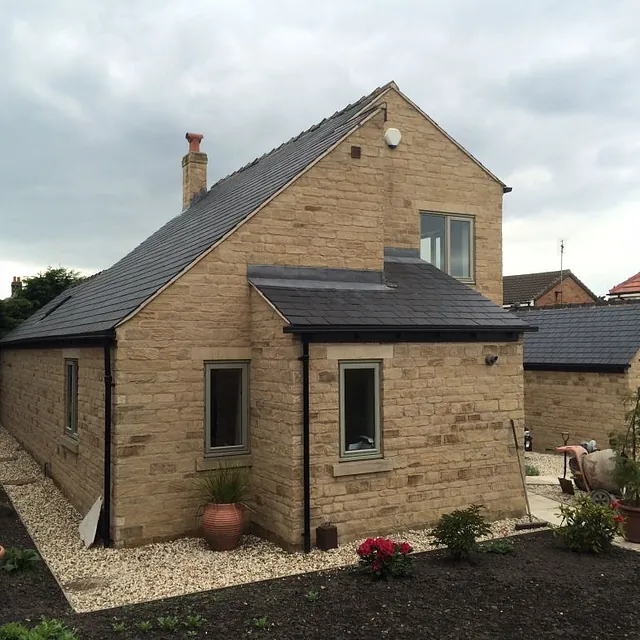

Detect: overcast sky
[1, 0, 639, 299]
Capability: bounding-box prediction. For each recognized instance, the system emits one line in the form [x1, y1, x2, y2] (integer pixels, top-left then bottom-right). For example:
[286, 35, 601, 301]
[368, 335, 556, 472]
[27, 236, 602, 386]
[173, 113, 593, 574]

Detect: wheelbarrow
[556, 445, 619, 505]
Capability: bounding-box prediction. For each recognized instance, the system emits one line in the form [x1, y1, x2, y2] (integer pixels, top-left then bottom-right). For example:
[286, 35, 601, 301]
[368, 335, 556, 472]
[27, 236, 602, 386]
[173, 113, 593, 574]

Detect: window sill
[196, 455, 251, 472]
[58, 434, 79, 455]
[332, 459, 394, 477]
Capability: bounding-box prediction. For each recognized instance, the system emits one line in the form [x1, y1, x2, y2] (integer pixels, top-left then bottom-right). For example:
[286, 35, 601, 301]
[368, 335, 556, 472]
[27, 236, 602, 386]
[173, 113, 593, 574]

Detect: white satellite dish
[384, 128, 402, 148]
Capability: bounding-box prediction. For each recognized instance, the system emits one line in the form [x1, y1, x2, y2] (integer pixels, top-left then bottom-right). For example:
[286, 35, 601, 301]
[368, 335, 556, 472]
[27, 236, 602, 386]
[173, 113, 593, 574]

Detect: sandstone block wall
[303, 340, 525, 545]
[102, 86, 507, 546]
[524, 369, 629, 451]
[0, 347, 106, 514]
[379, 89, 504, 305]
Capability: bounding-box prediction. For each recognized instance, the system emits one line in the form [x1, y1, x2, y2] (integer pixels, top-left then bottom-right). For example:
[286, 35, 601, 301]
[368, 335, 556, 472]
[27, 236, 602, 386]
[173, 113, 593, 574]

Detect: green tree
[19, 267, 86, 311]
[0, 267, 87, 338]
[0, 296, 34, 337]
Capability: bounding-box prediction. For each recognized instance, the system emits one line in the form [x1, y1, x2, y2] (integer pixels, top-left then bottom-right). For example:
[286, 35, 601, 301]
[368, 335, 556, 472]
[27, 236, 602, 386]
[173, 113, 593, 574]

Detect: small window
[555, 291, 562, 303]
[205, 362, 249, 456]
[420, 212, 474, 280]
[64, 359, 78, 438]
[339, 361, 381, 459]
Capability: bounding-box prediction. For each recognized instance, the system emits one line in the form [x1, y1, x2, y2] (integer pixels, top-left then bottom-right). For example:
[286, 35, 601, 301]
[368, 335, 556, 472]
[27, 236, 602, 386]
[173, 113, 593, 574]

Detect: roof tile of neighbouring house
[250, 249, 532, 333]
[516, 304, 640, 369]
[1, 84, 395, 346]
[503, 270, 597, 306]
[609, 272, 640, 296]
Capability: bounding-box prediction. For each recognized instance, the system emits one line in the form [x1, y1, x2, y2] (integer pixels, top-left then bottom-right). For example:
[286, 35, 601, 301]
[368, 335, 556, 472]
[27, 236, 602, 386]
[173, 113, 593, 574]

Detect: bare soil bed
[4, 499, 640, 640]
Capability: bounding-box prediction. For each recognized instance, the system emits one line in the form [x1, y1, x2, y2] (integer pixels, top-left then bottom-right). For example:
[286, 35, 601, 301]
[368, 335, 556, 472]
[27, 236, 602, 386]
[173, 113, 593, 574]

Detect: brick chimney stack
[11, 276, 22, 297]
[182, 132, 208, 211]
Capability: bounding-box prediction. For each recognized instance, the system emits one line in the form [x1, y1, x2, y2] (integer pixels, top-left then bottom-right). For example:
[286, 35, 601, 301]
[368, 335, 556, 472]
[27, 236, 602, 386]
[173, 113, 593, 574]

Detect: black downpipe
[102, 341, 113, 547]
[299, 337, 311, 553]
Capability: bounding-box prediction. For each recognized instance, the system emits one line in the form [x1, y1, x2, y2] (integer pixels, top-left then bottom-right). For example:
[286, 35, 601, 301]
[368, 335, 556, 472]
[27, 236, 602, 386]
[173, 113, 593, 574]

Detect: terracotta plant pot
[619, 502, 640, 543]
[203, 503, 244, 551]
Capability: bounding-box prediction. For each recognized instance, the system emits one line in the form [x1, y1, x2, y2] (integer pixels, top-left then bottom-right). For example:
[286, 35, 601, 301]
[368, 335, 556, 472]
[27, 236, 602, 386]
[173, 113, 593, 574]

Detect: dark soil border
[3, 489, 640, 639]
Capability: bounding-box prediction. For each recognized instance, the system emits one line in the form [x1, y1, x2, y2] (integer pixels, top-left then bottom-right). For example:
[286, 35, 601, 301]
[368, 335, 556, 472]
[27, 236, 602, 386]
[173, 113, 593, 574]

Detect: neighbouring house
[518, 304, 640, 452]
[503, 270, 597, 308]
[608, 272, 640, 300]
[0, 81, 530, 550]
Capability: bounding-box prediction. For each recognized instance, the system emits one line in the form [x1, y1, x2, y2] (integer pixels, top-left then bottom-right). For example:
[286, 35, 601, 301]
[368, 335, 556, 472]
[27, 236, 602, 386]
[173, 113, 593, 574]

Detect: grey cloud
[0, 0, 639, 290]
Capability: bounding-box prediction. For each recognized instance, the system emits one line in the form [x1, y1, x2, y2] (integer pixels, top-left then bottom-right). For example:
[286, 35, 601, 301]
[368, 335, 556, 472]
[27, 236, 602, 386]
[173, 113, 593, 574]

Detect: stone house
[503, 270, 597, 308]
[0, 81, 530, 550]
[519, 304, 640, 452]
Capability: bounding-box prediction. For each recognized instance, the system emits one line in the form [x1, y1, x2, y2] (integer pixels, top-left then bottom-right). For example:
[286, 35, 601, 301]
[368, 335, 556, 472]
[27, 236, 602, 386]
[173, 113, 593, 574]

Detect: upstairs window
[205, 362, 249, 456]
[339, 361, 381, 459]
[64, 359, 78, 438]
[420, 212, 474, 281]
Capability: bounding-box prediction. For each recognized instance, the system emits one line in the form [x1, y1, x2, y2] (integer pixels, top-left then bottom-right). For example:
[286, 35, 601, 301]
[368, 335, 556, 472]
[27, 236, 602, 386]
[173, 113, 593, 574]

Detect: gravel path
[1, 426, 543, 613]
[524, 451, 565, 477]
[524, 452, 585, 505]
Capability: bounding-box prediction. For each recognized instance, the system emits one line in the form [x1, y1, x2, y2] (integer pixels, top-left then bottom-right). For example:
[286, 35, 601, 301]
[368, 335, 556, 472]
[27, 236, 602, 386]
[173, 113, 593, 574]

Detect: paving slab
[526, 475, 561, 486]
[528, 493, 564, 526]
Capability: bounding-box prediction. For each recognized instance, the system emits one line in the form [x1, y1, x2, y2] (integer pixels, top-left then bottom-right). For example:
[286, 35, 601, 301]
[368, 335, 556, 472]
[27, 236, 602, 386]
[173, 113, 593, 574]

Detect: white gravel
[525, 452, 566, 477]
[1, 426, 543, 613]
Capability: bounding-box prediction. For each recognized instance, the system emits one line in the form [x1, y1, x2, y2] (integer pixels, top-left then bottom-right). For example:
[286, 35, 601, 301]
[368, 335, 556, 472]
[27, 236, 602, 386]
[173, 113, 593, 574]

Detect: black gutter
[284, 323, 536, 335]
[298, 336, 311, 553]
[525, 362, 629, 374]
[285, 328, 524, 344]
[503, 186, 513, 194]
[0, 330, 115, 350]
[102, 339, 114, 547]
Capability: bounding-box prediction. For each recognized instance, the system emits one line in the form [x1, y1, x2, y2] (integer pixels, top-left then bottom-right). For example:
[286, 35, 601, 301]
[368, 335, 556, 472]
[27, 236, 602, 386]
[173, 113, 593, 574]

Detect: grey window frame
[339, 360, 382, 461]
[204, 361, 250, 457]
[64, 359, 79, 438]
[420, 211, 475, 282]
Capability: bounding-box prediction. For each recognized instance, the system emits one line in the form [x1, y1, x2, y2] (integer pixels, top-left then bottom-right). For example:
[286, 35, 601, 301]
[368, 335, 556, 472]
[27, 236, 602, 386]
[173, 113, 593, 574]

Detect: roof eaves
[0, 329, 115, 349]
[284, 323, 532, 334]
[525, 362, 629, 374]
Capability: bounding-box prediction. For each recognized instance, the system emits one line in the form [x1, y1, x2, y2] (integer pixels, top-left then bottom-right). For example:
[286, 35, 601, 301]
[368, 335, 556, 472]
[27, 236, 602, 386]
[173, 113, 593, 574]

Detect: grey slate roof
[503, 270, 597, 306]
[517, 304, 640, 369]
[250, 249, 531, 333]
[1, 84, 391, 346]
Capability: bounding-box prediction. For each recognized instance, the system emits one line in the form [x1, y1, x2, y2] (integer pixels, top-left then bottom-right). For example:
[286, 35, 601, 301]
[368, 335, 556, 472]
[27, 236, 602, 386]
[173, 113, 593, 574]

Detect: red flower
[399, 542, 412, 555]
[611, 499, 620, 509]
[615, 514, 625, 524]
[357, 538, 375, 557]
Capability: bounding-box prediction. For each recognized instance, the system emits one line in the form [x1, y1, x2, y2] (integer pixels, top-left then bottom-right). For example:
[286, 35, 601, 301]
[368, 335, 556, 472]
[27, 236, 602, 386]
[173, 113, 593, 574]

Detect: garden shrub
[0, 548, 40, 573]
[356, 537, 413, 579]
[481, 538, 515, 554]
[525, 464, 540, 476]
[0, 619, 78, 640]
[555, 496, 623, 553]
[431, 504, 491, 560]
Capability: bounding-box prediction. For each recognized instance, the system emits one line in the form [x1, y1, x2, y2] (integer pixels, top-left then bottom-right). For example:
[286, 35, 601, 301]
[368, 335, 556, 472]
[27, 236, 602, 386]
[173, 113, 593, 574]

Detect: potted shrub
[197, 466, 249, 551]
[612, 387, 640, 543]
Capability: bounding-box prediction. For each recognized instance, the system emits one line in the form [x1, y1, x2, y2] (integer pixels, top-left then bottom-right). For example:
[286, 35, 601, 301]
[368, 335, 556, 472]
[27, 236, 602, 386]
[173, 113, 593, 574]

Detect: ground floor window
[339, 361, 381, 459]
[205, 361, 249, 455]
[64, 359, 78, 438]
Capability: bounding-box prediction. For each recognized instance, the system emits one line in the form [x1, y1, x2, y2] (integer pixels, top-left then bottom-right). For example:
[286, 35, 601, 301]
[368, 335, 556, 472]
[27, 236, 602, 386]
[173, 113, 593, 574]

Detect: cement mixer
[556, 444, 619, 505]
